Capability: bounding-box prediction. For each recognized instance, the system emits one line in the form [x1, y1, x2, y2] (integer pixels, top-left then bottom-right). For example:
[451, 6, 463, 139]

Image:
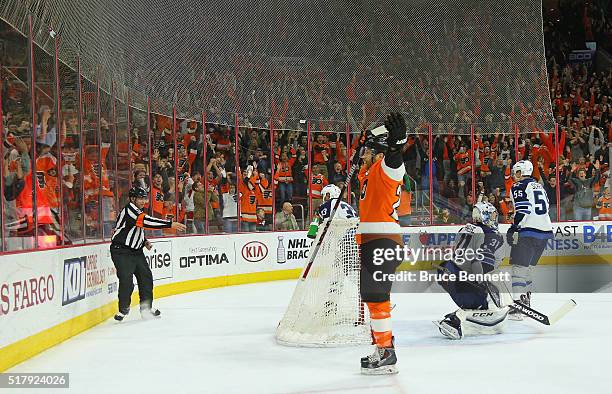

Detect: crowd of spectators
[417, 71, 610, 224]
[135, 117, 352, 236]
[0, 1, 611, 253]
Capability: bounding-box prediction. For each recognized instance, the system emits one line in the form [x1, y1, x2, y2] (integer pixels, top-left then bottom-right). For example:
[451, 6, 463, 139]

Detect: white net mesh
[1, 0, 553, 128]
[276, 218, 371, 347]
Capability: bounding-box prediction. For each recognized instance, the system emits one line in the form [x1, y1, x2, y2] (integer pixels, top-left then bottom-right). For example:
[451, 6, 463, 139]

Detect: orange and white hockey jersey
[36, 152, 59, 209]
[357, 158, 404, 241]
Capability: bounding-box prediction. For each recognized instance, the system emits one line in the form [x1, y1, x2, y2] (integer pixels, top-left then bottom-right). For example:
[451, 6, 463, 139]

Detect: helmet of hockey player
[364, 131, 388, 155]
[512, 160, 533, 177]
[321, 184, 341, 201]
[472, 202, 498, 229]
[129, 186, 148, 199]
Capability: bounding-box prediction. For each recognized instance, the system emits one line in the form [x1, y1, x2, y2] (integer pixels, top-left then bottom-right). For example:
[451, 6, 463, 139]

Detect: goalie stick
[301, 125, 388, 280]
[508, 299, 576, 326]
[497, 274, 577, 325]
[432, 263, 576, 325]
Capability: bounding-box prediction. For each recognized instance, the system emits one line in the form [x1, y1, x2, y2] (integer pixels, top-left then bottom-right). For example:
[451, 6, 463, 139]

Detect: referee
[110, 186, 186, 321]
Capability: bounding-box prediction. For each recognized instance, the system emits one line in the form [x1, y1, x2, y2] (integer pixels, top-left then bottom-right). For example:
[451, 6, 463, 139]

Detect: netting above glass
[2, 0, 553, 127]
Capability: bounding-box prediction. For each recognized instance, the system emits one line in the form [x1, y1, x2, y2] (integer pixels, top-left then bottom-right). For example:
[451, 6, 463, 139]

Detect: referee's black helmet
[129, 186, 148, 199]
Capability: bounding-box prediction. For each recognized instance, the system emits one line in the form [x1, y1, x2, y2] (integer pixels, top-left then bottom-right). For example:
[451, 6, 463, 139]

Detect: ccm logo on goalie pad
[471, 312, 494, 317]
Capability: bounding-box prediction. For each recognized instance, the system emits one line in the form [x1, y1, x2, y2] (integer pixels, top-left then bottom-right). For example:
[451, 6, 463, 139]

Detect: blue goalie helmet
[472, 202, 498, 229]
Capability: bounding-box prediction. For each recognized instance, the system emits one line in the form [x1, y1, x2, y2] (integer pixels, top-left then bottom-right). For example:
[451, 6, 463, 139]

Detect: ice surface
[9, 280, 610, 394]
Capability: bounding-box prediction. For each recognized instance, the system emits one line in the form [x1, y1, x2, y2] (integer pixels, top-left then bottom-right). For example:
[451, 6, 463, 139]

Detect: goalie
[434, 202, 508, 339]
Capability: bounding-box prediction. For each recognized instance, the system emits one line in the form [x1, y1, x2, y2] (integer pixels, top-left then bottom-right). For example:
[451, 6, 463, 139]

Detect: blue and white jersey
[318, 198, 358, 220]
[453, 222, 504, 270]
[510, 178, 553, 238]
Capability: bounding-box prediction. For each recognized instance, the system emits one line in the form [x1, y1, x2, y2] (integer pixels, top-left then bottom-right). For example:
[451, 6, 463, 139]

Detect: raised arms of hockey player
[383, 113, 408, 175]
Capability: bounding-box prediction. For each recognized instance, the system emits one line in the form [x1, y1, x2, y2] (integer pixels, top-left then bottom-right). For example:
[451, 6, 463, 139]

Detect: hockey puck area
[7, 280, 608, 394]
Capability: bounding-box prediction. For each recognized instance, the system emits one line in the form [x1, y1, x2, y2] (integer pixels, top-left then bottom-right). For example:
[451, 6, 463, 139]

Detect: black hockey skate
[434, 312, 463, 340]
[509, 292, 531, 321]
[114, 308, 129, 322]
[360, 338, 398, 375]
[140, 306, 161, 319]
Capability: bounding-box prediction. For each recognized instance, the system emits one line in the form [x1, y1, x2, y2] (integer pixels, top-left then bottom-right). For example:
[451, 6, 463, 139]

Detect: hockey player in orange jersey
[358, 113, 406, 375]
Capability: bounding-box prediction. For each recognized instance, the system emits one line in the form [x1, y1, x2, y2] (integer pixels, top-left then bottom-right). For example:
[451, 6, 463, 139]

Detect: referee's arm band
[136, 213, 173, 229]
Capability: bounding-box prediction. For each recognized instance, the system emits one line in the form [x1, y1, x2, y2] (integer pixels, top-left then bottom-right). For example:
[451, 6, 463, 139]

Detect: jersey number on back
[533, 190, 548, 215]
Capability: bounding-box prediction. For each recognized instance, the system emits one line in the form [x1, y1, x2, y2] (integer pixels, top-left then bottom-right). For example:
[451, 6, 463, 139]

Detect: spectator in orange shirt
[150, 174, 167, 217]
[36, 143, 59, 210]
[498, 195, 513, 224]
[309, 164, 329, 212]
[239, 166, 258, 232]
[454, 145, 471, 184]
[275, 152, 294, 204]
[256, 172, 273, 217]
[596, 186, 612, 221]
[504, 162, 513, 197]
[161, 197, 178, 235]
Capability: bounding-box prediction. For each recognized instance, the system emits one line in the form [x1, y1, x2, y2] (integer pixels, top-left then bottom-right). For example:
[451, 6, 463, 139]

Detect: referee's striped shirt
[111, 202, 172, 250]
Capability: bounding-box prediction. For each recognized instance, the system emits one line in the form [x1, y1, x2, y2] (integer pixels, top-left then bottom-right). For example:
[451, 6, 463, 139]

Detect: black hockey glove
[506, 225, 518, 246]
[384, 112, 407, 152]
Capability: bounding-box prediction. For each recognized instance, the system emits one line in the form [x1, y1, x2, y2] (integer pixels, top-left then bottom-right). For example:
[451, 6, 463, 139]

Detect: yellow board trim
[0, 268, 302, 372]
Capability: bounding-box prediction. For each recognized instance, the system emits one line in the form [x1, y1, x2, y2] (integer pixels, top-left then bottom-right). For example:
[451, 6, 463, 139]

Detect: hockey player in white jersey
[307, 184, 357, 238]
[507, 160, 554, 320]
[318, 184, 358, 220]
[435, 202, 509, 339]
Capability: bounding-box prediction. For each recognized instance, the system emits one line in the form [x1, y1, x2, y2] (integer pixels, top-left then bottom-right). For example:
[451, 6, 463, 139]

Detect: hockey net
[276, 218, 371, 347]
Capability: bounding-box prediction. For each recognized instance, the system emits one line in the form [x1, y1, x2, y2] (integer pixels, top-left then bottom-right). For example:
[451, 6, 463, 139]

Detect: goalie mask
[321, 184, 341, 201]
[472, 202, 498, 229]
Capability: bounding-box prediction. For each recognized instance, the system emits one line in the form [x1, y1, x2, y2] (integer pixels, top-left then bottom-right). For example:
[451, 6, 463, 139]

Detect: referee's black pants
[110, 244, 154, 312]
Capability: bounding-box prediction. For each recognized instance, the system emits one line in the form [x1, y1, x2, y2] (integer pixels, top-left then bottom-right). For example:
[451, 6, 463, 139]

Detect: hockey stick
[496, 275, 577, 325]
[507, 299, 576, 326]
[301, 125, 387, 280]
